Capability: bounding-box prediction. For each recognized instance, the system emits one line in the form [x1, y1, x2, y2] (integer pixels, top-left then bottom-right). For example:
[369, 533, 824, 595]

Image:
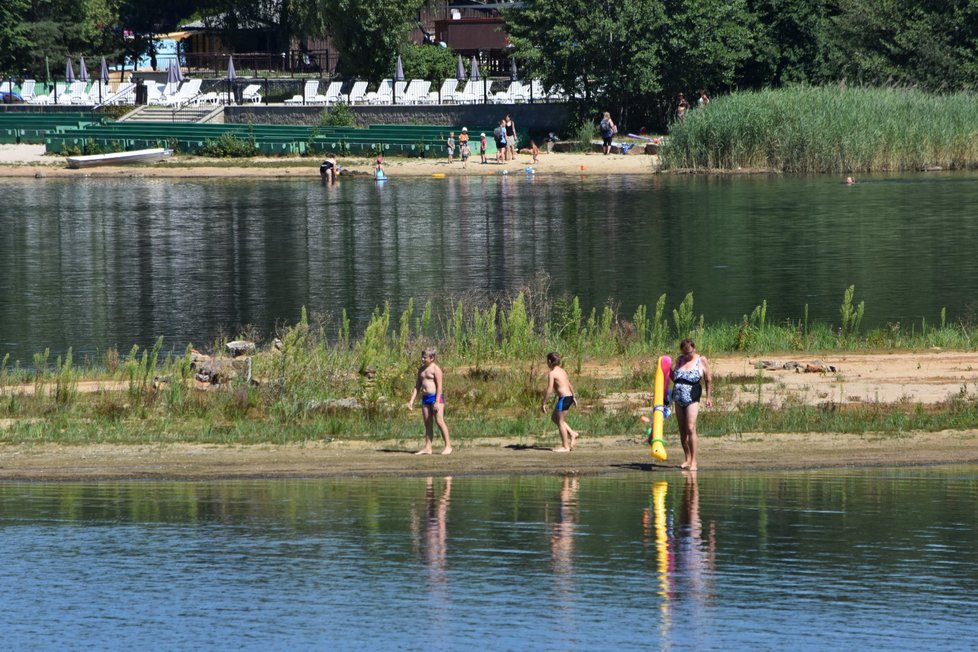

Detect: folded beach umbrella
[456, 55, 466, 81]
[393, 55, 404, 104]
[100, 57, 110, 83]
[166, 60, 182, 94]
[78, 57, 89, 82]
[510, 57, 518, 82]
[470, 56, 480, 81]
[65, 57, 75, 83]
[226, 56, 237, 104]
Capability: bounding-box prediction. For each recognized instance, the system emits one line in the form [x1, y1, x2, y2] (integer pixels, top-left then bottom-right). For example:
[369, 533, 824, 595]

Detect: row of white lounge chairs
[283, 78, 560, 106]
[5, 77, 561, 107]
[7, 79, 263, 108]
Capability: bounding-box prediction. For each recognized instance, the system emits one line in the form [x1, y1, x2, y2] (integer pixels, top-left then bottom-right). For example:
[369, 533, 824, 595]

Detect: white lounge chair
[317, 81, 343, 105]
[285, 80, 319, 105]
[103, 82, 135, 105]
[493, 81, 528, 104]
[456, 79, 489, 104]
[402, 80, 431, 104]
[433, 79, 459, 104]
[241, 83, 262, 103]
[158, 79, 202, 107]
[345, 81, 368, 104]
[58, 81, 88, 105]
[366, 79, 393, 105]
[144, 81, 165, 105]
[19, 80, 36, 103]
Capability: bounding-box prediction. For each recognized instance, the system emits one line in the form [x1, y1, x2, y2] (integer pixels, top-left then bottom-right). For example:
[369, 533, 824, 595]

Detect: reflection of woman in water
[675, 472, 716, 602]
[550, 475, 579, 576]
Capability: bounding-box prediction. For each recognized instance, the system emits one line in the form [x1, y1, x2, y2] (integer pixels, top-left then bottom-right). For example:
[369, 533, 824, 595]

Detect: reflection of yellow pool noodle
[651, 356, 668, 461]
[652, 480, 671, 628]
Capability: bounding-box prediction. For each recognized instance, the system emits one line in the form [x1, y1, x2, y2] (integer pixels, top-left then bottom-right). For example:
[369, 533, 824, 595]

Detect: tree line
[3, 1, 976, 129]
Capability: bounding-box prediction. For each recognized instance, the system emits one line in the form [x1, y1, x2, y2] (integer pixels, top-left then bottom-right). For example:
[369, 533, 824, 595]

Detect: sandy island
[0, 143, 656, 178]
[2, 351, 977, 480]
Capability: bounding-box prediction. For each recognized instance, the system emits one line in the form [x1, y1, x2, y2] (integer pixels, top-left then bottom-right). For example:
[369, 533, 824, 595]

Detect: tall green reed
[663, 85, 978, 173]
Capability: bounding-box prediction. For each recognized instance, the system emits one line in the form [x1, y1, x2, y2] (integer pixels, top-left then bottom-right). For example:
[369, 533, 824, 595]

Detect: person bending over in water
[670, 338, 712, 470]
[407, 347, 453, 455]
[541, 352, 580, 452]
[319, 157, 338, 184]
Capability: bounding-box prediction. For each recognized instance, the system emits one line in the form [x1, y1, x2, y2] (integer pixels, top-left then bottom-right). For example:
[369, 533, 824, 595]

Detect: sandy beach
[1, 351, 976, 480]
[0, 143, 657, 178]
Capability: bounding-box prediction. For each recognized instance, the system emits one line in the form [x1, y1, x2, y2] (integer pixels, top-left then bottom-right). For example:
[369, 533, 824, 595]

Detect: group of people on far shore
[406, 340, 711, 470]
[446, 114, 540, 166]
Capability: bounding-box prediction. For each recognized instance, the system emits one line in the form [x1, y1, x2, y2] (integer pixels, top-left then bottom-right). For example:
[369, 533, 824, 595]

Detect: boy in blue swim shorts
[541, 352, 580, 452]
[407, 347, 453, 455]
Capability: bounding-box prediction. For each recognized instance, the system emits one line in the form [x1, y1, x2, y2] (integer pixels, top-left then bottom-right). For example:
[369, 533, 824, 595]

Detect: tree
[736, 0, 840, 88]
[505, 0, 667, 130]
[657, 0, 754, 95]
[118, 0, 197, 75]
[18, 0, 124, 79]
[0, 0, 32, 75]
[400, 44, 455, 84]
[323, 0, 425, 80]
[830, 0, 978, 90]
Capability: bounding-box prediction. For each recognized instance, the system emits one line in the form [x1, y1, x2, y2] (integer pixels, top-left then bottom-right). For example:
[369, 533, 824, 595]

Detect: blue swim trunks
[554, 395, 575, 412]
[422, 393, 445, 406]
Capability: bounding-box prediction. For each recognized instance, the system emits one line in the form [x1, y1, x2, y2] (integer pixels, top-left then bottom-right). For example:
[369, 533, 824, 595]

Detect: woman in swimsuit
[670, 338, 712, 471]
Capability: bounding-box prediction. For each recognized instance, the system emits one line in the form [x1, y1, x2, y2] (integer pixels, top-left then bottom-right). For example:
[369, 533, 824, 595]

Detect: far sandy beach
[0, 143, 657, 178]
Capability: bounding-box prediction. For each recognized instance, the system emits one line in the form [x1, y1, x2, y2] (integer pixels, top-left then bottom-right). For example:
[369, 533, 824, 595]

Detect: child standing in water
[407, 348, 453, 455]
[541, 352, 580, 452]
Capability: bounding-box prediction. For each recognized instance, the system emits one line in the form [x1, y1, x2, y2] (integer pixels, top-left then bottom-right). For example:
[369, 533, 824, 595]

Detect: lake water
[2, 468, 976, 649]
[3, 172, 978, 359]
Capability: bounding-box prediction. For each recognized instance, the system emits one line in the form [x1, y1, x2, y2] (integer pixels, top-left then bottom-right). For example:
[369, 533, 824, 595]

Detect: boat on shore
[66, 148, 172, 169]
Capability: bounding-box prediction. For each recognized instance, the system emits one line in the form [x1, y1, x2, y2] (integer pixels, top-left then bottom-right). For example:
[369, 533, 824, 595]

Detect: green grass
[662, 85, 978, 173]
[2, 284, 978, 445]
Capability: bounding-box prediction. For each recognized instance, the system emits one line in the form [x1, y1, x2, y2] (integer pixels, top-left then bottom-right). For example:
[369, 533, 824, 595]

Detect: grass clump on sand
[662, 85, 978, 173]
[2, 281, 978, 446]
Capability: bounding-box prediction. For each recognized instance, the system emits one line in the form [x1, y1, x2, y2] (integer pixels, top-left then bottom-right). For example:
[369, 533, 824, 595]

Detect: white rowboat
[66, 148, 173, 169]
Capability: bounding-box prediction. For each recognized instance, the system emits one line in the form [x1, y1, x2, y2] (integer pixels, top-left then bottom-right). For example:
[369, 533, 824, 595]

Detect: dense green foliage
[323, 0, 425, 81]
[662, 86, 978, 172]
[505, 0, 978, 130]
[4, 0, 978, 132]
[400, 43, 456, 85]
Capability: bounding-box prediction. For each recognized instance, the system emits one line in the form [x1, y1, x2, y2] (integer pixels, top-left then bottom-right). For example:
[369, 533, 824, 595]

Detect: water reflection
[7, 173, 978, 358]
[646, 472, 717, 640]
[412, 476, 452, 589]
[550, 475, 579, 576]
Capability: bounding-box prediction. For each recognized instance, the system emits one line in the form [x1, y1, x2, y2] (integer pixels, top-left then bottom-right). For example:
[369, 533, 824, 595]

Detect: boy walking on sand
[408, 347, 453, 455]
[541, 352, 580, 452]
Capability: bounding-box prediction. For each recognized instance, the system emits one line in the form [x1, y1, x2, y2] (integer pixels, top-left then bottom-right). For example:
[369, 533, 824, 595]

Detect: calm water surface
[2, 468, 977, 649]
[3, 172, 978, 358]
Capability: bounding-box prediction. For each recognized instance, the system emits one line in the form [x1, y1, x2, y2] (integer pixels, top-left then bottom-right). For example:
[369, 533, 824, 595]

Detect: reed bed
[2, 282, 977, 445]
[662, 85, 978, 173]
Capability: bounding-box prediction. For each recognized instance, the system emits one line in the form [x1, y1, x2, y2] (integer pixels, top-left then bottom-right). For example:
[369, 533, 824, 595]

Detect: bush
[319, 102, 356, 127]
[197, 130, 257, 157]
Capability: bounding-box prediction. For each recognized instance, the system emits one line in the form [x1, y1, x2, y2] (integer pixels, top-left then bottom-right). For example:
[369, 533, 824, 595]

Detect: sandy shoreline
[2, 431, 976, 481]
[0, 143, 657, 178]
